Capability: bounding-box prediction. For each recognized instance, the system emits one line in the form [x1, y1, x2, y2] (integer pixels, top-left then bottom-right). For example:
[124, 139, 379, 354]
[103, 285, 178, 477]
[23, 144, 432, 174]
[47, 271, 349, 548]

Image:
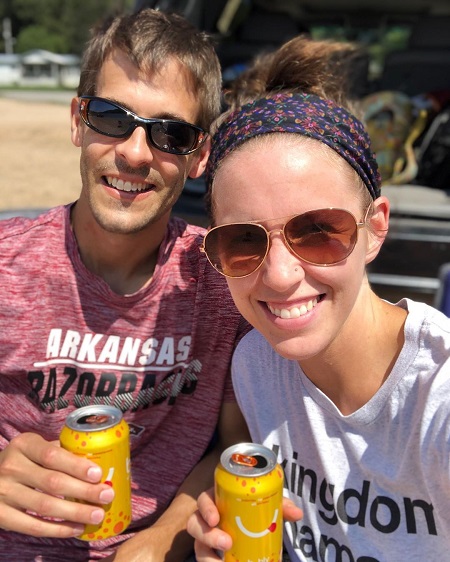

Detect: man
[0, 9, 249, 561]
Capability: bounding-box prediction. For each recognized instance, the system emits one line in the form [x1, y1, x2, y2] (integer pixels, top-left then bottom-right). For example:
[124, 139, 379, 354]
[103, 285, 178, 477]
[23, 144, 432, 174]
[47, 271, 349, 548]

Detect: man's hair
[77, 8, 222, 129]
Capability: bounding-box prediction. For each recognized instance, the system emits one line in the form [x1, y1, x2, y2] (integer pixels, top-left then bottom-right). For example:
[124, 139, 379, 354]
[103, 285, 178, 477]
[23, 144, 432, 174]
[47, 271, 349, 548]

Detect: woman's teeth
[106, 177, 148, 192]
[268, 298, 318, 318]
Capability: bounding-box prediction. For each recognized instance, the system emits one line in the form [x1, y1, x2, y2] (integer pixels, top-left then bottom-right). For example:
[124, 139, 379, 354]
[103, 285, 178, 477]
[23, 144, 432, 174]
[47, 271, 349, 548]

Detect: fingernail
[71, 525, 86, 536]
[90, 509, 105, 524]
[217, 536, 231, 551]
[87, 466, 102, 482]
[99, 487, 115, 504]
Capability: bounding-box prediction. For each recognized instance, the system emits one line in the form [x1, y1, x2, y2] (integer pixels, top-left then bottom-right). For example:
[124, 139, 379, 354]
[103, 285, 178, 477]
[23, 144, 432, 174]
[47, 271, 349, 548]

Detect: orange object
[60, 405, 132, 541]
[215, 443, 284, 562]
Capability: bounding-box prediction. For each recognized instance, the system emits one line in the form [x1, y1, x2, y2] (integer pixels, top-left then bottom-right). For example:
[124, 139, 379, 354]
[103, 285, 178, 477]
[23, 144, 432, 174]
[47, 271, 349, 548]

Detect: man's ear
[70, 97, 82, 147]
[365, 196, 390, 265]
[188, 136, 211, 179]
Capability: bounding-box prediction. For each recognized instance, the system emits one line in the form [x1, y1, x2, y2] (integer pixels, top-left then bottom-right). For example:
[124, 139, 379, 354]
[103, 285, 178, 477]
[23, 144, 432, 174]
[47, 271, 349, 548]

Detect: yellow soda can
[59, 405, 132, 541]
[215, 443, 284, 562]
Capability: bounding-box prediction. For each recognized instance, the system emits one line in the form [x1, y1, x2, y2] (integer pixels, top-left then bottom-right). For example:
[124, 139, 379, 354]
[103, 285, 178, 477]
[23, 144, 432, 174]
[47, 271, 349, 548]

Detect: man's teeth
[106, 177, 148, 192]
[268, 298, 318, 319]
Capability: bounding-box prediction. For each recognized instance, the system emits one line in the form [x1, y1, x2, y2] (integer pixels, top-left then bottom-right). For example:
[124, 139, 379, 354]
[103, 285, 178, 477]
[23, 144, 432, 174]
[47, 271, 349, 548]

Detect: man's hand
[0, 432, 115, 537]
[187, 488, 303, 562]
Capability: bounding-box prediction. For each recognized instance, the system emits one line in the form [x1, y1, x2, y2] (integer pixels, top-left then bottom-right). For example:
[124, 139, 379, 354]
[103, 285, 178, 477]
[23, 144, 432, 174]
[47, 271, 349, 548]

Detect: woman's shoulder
[399, 299, 450, 366]
[400, 298, 450, 332]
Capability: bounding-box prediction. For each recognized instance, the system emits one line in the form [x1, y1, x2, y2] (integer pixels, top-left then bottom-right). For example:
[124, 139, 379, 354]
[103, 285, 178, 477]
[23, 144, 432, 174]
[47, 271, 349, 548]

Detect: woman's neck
[299, 295, 407, 415]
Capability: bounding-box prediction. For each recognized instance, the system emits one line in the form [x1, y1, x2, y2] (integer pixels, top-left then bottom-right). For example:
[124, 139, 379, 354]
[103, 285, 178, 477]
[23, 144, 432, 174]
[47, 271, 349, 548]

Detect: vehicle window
[310, 23, 411, 80]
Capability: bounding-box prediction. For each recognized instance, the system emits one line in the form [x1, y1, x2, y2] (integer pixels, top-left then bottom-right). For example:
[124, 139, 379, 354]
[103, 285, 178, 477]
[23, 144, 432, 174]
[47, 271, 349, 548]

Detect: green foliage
[310, 22, 411, 80]
[15, 24, 69, 52]
[2, 0, 135, 55]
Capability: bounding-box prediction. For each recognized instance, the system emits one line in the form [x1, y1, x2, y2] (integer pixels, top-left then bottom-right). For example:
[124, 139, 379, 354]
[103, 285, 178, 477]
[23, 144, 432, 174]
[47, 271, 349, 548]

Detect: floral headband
[206, 92, 381, 200]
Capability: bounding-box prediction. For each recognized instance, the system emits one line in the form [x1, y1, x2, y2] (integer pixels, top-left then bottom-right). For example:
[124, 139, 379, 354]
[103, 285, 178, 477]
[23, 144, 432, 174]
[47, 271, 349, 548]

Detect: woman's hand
[187, 488, 303, 561]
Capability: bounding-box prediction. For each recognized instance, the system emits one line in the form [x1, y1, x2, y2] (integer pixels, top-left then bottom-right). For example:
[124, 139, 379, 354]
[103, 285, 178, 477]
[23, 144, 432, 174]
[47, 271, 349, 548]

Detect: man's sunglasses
[201, 207, 370, 278]
[79, 96, 207, 155]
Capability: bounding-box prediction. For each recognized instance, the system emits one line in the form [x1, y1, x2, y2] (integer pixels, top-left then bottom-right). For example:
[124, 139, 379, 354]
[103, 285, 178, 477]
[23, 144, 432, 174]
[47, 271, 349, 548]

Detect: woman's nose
[260, 232, 305, 289]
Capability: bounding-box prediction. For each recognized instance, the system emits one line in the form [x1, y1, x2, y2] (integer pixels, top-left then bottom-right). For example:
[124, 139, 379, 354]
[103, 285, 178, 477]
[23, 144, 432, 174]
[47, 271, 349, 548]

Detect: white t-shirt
[232, 299, 450, 562]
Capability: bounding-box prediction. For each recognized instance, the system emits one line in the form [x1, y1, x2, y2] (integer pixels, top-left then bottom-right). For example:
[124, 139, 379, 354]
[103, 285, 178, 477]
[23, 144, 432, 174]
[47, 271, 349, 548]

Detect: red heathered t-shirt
[0, 205, 249, 560]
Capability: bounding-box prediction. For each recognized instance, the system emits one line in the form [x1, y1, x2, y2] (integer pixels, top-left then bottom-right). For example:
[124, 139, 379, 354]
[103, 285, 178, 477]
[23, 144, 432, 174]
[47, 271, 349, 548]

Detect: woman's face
[211, 136, 385, 361]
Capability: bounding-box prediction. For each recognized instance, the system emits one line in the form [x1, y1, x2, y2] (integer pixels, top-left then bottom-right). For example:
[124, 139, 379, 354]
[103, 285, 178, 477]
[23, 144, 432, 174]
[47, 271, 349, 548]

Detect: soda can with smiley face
[215, 443, 284, 562]
[60, 405, 132, 541]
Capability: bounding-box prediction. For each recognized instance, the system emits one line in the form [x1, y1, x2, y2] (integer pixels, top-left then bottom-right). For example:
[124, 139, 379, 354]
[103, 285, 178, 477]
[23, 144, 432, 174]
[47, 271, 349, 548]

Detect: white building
[0, 49, 80, 87]
[0, 53, 21, 85]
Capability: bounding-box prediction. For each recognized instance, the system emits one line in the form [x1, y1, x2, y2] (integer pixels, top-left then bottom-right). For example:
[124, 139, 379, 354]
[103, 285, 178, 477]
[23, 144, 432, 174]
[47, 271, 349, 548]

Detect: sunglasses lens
[86, 99, 132, 137]
[205, 224, 268, 277]
[83, 98, 202, 155]
[285, 209, 358, 265]
[150, 121, 199, 154]
[204, 209, 360, 277]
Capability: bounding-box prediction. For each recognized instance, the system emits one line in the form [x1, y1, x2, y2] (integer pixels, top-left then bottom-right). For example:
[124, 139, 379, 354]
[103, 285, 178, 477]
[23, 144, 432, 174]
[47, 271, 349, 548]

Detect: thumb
[282, 498, 303, 522]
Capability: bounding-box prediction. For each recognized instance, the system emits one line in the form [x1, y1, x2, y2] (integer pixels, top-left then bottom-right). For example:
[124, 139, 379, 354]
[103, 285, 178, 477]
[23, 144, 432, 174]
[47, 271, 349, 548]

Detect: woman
[187, 37, 450, 561]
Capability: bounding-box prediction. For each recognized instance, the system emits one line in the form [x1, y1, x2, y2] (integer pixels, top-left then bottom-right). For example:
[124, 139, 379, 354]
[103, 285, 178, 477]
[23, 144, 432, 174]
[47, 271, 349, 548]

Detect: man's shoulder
[166, 215, 209, 269]
[0, 205, 67, 242]
[169, 215, 206, 238]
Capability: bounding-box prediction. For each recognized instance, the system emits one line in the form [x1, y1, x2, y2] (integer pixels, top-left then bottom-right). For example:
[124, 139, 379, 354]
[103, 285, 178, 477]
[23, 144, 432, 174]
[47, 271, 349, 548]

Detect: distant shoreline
[0, 89, 75, 104]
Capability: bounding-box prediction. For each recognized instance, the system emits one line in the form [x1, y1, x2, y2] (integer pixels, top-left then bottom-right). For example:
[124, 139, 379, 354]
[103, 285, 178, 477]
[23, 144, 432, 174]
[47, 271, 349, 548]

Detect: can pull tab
[231, 453, 258, 467]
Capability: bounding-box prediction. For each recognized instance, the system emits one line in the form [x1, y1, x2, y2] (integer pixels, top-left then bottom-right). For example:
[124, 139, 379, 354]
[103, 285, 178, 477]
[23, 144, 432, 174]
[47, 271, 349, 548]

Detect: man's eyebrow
[104, 97, 194, 123]
[152, 112, 194, 123]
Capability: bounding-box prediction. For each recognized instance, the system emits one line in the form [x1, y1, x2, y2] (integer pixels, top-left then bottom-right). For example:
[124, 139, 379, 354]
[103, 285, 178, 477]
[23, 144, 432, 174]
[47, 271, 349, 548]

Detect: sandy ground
[0, 95, 81, 211]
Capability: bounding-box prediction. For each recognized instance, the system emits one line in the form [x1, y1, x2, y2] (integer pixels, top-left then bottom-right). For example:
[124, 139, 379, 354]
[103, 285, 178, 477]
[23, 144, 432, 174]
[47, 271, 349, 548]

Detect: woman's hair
[223, 36, 363, 116]
[77, 8, 222, 129]
[205, 36, 380, 219]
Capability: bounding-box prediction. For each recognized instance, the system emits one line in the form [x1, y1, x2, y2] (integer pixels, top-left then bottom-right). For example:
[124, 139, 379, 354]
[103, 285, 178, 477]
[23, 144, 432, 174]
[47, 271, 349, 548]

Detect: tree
[3, 0, 134, 54]
[15, 24, 68, 52]
[61, 0, 134, 55]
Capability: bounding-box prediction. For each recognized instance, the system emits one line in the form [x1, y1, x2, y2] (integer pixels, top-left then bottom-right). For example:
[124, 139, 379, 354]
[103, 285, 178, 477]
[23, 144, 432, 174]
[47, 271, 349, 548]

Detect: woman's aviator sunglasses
[79, 96, 207, 155]
[201, 207, 371, 278]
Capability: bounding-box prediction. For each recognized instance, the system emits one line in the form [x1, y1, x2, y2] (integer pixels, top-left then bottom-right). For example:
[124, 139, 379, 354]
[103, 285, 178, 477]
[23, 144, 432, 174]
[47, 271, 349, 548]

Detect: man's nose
[115, 125, 155, 167]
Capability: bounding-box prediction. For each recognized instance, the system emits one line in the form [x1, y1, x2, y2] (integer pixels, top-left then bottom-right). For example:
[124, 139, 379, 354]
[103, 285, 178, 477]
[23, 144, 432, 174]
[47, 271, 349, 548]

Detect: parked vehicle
[2, 0, 449, 311]
[148, 0, 450, 308]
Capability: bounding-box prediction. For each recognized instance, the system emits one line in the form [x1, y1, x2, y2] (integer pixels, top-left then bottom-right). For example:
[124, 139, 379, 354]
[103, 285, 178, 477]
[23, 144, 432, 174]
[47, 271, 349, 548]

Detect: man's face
[70, 50, 208, 235]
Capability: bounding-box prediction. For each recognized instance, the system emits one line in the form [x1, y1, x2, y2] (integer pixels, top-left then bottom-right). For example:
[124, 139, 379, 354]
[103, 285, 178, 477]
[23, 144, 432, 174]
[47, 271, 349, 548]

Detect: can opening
[231, 453, 268, 469]
[79, 414, 110, 426]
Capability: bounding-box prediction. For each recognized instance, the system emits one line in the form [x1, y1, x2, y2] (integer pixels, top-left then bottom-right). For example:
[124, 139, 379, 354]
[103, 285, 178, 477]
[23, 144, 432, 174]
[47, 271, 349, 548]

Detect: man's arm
[107, 401, 250, 562]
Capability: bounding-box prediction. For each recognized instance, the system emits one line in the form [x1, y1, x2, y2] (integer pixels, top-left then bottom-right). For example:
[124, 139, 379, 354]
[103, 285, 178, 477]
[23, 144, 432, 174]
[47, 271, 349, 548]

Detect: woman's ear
[188, 136, 211, 179]
[70, 97, 82, 147]
[365, 195, 390, 265]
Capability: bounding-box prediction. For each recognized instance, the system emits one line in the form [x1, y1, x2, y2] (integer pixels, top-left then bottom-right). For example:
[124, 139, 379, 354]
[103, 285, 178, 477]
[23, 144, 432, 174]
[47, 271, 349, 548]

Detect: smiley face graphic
[235, 508, 279, 538]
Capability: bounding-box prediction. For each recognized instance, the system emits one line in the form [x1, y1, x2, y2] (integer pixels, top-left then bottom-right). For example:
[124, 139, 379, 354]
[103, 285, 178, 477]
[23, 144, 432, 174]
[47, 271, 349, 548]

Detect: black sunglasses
[201, 207, 370, 278]
[79, 96, 207, 155]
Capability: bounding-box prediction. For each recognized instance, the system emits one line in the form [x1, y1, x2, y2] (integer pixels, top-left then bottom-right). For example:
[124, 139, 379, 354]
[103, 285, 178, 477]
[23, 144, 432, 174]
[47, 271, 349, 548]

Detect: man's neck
[71, 204, 169, 296]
